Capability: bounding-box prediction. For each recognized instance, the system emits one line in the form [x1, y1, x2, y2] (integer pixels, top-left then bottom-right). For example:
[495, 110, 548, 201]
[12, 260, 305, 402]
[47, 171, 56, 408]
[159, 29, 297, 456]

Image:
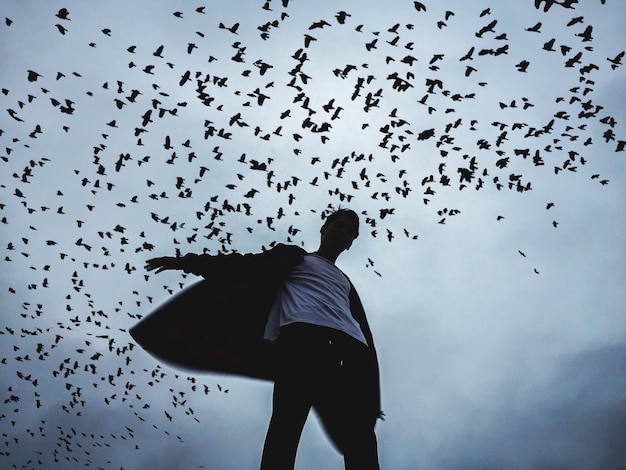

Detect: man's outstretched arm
[144, 256, 185, 274]
[144, 252, 244, 278]
[145, 244, 305, 279]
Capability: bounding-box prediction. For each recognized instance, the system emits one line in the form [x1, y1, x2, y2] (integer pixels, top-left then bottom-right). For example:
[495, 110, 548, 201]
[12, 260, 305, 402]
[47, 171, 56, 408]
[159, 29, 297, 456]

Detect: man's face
[320, 215, 358, 252]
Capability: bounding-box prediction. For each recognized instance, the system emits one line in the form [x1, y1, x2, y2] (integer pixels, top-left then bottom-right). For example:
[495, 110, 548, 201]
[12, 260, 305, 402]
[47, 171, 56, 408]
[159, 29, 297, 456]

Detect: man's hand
[145, 256, 182, 274]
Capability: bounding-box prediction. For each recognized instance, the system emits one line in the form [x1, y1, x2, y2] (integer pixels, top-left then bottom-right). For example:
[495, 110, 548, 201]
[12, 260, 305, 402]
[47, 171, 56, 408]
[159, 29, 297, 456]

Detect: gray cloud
[1, 1, 625, 469]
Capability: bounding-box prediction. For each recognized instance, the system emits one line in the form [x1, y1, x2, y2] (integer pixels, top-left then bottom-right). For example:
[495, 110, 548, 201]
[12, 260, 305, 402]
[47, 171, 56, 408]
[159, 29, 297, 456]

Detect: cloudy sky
[1, 1, 625, 469]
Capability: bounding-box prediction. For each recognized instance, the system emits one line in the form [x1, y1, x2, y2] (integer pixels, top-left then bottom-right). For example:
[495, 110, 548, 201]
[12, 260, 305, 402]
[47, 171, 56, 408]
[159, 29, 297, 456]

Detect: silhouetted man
[145, 209, 381, 469]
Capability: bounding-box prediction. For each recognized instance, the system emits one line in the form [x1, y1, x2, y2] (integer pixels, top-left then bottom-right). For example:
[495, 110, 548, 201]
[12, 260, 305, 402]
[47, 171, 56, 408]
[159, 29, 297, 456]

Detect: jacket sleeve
[179, 251, 243, 279]
[179, 243, 306, 281]
[349, 285, 383, 422]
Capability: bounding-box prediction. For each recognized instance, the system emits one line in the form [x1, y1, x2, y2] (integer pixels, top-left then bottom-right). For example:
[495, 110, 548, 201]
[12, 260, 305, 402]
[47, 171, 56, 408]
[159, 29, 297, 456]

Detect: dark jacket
[131, 243, 382, 421]
[182, 243, 379, 347]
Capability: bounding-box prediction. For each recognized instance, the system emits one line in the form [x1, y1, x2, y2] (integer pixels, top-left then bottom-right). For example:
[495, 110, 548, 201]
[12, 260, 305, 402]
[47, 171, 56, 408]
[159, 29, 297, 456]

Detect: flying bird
[55, 8, 70, 20]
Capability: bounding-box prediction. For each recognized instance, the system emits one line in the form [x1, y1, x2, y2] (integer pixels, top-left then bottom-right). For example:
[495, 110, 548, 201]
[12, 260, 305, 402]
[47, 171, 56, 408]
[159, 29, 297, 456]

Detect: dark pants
[260, 323, 380, 469]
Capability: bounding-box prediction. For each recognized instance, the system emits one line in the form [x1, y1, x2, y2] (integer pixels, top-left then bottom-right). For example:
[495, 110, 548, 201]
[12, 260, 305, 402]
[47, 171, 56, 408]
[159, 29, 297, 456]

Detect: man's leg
[341, 416, 379, 470]
[260, 324, 317, 470]
[260, 377, 311, 469]
[314, 332, 380, 470]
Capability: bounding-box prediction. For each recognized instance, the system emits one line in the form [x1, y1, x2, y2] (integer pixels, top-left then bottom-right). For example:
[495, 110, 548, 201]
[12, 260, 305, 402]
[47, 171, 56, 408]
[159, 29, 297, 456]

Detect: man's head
[319, 208, 359, 252]
[321, 208, 360, 237]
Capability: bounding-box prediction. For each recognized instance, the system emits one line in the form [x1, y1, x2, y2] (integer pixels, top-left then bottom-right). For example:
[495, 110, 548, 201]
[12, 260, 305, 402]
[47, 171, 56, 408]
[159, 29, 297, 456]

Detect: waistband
[279, 322, 368, 350]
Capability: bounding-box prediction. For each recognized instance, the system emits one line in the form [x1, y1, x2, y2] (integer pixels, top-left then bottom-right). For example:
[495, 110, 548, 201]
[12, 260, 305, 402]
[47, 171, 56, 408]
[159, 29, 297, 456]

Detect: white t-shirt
[263, 253, 368, 345]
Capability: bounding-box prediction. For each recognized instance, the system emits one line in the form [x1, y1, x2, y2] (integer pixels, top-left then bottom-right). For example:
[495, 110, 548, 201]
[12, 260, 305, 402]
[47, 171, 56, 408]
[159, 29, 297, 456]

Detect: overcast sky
[1, 1, 625, 469]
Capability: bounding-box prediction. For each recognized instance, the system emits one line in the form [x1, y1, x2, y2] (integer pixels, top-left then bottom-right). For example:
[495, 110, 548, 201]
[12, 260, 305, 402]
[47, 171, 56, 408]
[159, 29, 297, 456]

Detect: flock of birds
[1, 0, 624, 467]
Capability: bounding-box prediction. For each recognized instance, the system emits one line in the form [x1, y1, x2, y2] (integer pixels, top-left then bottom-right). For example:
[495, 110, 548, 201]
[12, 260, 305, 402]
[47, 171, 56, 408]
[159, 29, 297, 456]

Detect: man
[144, 209, 381, 469]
